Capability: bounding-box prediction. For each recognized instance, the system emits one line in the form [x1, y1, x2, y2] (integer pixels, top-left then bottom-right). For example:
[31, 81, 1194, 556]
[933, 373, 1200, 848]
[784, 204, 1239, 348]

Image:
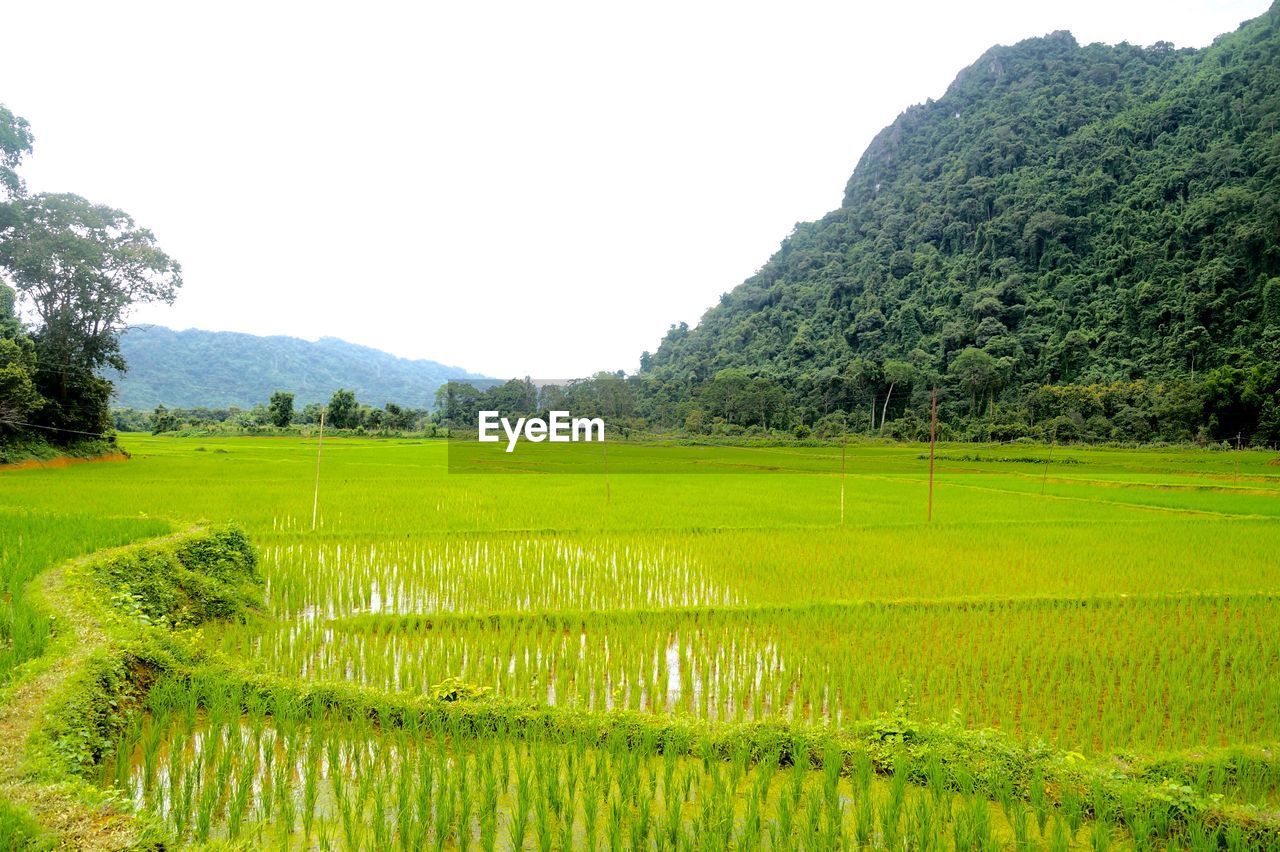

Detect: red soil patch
[0, 452, 128, 473]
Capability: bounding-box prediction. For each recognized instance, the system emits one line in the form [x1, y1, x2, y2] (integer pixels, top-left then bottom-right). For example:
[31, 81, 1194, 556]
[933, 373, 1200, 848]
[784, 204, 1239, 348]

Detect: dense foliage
[0, 107, 180, 447]
[115, 388, 436, 435]
[637, 6, 1280, 444]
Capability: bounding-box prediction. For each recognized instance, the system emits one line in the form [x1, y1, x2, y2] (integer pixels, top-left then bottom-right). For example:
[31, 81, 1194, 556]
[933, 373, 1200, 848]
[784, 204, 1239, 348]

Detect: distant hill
[111, 325, 487, 410]
[638, 5, 1280, 441]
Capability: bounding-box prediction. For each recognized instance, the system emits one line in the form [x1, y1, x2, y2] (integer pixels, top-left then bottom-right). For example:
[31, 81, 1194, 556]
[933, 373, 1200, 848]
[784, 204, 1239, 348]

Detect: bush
[93, 526, 261, 628]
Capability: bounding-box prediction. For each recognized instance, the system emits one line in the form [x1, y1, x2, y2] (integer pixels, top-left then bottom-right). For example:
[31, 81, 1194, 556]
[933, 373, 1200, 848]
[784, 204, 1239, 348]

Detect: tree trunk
[879, 382, 895, 435]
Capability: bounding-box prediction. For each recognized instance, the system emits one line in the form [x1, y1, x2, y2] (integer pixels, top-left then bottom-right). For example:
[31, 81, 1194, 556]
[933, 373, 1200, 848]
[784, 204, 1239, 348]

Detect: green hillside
[112, 325, 486, 410]
[639, 5, 1280, 443]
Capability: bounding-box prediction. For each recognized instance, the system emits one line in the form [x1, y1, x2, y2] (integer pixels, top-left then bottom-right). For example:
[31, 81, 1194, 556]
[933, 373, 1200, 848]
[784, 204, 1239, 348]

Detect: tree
[847, 359, 882, 432]
[0, 282, 42, 432]
[0, 104, 33, 201]
[949, 347, 1000, 416]
[699, 369, 750, 425]
[879, 359, 915, 433]
[744, 376, 788, 428]
[1264, 277, 1280, 329]
[150, 404, 178, 434]
[0, 108, 40, 438]
[435, 381, 481, 428]
[298, 402, 324, 425]
[268, 391, 294, 428]
[383, 402, 416, 431]
[327, 388, 359, 429]
[0, 193, 181, 436]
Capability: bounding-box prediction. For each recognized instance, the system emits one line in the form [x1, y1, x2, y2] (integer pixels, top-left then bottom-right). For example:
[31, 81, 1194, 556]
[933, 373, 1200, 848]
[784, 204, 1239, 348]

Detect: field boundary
[324, 589, 1280, 635]
[0, 524, 259, 850]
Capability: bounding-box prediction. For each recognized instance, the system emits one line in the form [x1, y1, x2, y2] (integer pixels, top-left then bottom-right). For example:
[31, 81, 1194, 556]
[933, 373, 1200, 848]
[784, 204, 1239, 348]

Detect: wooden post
[928, 387, 936, 523]
[1041, 431, 1054, 496]
[602, 434, 610, 505]
[840, 435, 846, 525]
[312, 407, 325, 531]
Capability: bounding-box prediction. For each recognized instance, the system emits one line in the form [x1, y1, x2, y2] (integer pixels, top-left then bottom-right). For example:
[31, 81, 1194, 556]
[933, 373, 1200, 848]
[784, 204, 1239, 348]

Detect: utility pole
[312, 407, 325, 531]
[1042, 428, 1055, 496]
[928, 387, 937, 523]
[602, 436, 610, 505]
[840, 434, 846, 525]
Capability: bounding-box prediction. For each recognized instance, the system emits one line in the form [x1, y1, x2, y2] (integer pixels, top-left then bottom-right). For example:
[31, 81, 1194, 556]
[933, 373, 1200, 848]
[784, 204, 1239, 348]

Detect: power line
[0, 419, 113, 438]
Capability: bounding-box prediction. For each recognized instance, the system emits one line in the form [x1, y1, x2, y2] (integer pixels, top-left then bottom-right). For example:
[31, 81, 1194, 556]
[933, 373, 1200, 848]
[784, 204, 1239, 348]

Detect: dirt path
[0, 529, 192, 850]
[0, 453, 129, 473]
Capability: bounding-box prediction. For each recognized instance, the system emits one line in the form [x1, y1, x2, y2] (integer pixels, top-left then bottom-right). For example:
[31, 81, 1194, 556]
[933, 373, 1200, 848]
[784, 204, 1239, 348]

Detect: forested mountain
[638, 5, 1280, 443]
[112, 326, 485, 409]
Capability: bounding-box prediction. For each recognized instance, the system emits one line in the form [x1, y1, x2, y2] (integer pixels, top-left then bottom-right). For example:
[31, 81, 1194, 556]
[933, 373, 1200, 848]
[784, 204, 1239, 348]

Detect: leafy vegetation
[0, 507, 166, 682]
[637, 6, 1280, 444]
[3, 8, 1280, 848]
[0, 107, 180, 448]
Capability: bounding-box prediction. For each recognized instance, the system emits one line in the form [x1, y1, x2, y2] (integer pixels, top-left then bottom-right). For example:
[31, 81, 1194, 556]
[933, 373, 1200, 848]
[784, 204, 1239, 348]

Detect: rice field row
[106, 679, 1126, 851]
[253, 521, 1280, 613]
[212, 595, 1280, 752]
[259, 539, 738, 618]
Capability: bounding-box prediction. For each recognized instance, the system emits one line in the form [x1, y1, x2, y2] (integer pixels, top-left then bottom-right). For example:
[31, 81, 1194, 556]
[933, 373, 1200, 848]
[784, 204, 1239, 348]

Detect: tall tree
[0, 104, 32, 201]
[268, 391, 295, 428]
[950, 348, 1002, 417]
[327, 388, 359, 429]
[879, 359, 915, 433]
[0, 193, 181, 436]
[0, 282, 42, 432]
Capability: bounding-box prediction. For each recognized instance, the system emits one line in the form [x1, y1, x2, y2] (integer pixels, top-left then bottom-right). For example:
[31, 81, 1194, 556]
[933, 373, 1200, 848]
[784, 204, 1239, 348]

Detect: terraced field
[1, 435, 1278, 848]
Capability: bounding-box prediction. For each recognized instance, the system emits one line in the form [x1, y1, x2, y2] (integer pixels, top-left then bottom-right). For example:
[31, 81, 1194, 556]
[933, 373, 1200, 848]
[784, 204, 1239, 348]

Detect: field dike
[0, 523, 1277, 848]
[0, 524, 260, 850]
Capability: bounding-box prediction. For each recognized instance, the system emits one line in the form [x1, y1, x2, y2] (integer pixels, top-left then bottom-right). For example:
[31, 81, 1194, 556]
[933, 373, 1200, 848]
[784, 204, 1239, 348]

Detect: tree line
[437, 363, 1280, 447]
[121, 389, 435, 436]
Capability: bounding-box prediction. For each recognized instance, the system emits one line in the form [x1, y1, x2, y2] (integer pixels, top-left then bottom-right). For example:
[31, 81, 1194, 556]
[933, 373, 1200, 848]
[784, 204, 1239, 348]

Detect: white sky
[1, 0, 1268, 378]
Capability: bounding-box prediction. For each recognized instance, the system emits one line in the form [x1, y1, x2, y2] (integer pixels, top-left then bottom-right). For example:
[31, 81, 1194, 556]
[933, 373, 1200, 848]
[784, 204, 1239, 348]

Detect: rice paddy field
[1, 434, 1279, 849]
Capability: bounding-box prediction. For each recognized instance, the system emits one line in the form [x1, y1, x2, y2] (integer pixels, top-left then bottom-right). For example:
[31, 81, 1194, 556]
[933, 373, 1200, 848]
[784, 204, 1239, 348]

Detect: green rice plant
[433, 757, 456, 852]
[582, 763, 601, 851]
[0, 798, 55, 852]
[801, 787, 826, 852]
[457, 754, 473, 852]
[909, 792, 940, 852]
[606, 795, 623, 852]
[882, 756, 908, 850]
[20, 436, 1280, 848]
[771, 784, 795, 849]
[510, 756, 531, 851]
[788, 739, 809, 807]
[1061, 783, 1083, 837]
[629, 792, 652, 850]
[1029, 767, 1048, 837]
[1049, 816, 1070, 852]
[275, 751, 296, 844]
[738, 784, 762, 850]
[1009, 799, 1031, 851]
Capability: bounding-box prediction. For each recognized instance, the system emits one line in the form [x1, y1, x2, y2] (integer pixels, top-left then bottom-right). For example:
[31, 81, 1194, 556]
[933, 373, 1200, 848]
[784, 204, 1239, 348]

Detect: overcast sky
[1, 1, 1268, 378]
